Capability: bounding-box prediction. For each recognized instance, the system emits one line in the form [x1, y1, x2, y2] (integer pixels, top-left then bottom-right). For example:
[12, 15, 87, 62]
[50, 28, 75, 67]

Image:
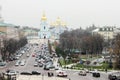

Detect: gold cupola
[41, 12, 47, 21]
[56, 17, 61, 25]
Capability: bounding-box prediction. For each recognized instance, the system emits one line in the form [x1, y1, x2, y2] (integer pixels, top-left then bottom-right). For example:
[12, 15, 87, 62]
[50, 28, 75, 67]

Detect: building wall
[97, 31, 114, 40]
[0, 26, 7, 32]
[6, 27, 19, 40]
[92, 27, 117, 40]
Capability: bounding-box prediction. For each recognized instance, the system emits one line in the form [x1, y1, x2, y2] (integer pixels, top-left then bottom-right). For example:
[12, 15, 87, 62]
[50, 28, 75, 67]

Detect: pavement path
[17, 75, 69, 80]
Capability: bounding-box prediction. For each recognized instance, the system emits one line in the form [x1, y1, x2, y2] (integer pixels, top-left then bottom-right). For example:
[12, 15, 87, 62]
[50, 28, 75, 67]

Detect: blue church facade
[38, 13, 51, 39]
[38, 13, 68, 40]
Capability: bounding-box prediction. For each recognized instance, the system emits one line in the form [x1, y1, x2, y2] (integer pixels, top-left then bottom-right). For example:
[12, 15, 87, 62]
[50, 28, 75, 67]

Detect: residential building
[92, 26, 120, 40]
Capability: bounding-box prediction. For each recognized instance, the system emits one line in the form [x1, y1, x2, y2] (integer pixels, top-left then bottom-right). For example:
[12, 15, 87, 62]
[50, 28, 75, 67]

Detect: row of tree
[56, 26, 120, 69]
[0, 37, 27, 61]
[59, 28, 104, 55]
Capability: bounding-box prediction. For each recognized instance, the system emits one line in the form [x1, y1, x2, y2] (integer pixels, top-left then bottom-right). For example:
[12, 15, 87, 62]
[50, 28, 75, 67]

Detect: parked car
[56, 70, 67, 77]
[78, 70, 87, 76]
[20, 72, 32, 75]
[27, 54, 30, 57]
[0, 62, 6, 66]
[20, 59, 26, 66]
[44, 65, 50, 70]
[34, 62, 38, 67]
[15, 60, 21, 66]
[32, 71, 41, 75]
[108, 72, 120, 80]
[92, 72, 100, 77]
[32, 54, 35, 57]
[39, 63, 43, 67]
[84, 68, 89, 73]
[5, 70, 18, 76]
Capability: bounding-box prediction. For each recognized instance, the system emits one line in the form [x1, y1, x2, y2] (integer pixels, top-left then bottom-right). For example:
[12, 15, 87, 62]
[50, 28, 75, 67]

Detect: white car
[15, 60, 21, 66]
[20, 60, 26, 66]
[34, 62, 38, 67]
[56, 70, 67, 77]
[5, 70, 18, 76]
[26, 54, 30, 57]
[78, 70, 87, 76]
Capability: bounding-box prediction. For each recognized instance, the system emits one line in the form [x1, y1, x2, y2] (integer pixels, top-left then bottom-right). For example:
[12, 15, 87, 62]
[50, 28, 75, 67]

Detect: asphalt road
[0, 43, 109, 80]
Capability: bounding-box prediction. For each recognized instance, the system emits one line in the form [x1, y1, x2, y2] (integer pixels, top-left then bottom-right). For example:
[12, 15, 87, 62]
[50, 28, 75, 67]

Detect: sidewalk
[17, 75, 69, 80]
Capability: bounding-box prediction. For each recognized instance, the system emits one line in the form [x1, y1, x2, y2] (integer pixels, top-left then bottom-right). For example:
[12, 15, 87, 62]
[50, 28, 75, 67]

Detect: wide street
[0, 40, 109, 80]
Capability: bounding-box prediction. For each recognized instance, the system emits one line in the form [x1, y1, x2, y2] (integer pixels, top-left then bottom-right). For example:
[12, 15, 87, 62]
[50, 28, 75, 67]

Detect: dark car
[20, 72, 32, 75]
[108, 72, 120, 80]
[44, 65, 50, 70]
[39, 63, 43, 67]
[92, 72, 100, 77]
[108, 74, 117, 80]
[32, 71, 41, 75]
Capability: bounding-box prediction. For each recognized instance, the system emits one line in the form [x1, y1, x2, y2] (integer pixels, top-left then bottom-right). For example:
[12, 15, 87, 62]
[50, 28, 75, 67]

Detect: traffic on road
[0, 42, 113, 80]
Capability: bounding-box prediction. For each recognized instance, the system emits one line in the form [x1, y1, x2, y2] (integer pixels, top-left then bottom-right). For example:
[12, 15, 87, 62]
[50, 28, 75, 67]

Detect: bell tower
[38, 12, 51, 39]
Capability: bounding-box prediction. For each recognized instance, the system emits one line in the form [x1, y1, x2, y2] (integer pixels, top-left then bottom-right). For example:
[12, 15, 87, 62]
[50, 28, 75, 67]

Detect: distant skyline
[0, 0, 120, 29]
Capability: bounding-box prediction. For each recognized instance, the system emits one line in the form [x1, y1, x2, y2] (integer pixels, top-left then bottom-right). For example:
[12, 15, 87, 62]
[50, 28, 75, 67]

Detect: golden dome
[41, 12, 47, 21]
[50, 17, 67, 27]
[61, 22, 67, 27]
[56, 17, 61, 25]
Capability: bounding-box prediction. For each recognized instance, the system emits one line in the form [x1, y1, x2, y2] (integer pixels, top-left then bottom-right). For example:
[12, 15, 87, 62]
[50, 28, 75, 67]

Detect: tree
[112, 34, 120, 69]
[1, 37, 27, 61]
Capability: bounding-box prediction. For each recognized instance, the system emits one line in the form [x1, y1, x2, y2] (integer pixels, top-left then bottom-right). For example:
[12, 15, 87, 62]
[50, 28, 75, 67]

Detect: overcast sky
[0, 0, 120, 29]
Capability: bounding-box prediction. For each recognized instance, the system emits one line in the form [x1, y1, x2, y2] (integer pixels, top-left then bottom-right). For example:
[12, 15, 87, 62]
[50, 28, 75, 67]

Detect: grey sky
[0, 0, 120, 29]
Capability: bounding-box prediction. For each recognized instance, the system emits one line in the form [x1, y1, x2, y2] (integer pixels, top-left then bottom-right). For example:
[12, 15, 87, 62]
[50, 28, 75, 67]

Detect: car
[15, 60, 21, 66]
[108, 72, 120, 80]
[56, 70, 67, 77]
[39, 63, 43, 67]
[34, 62, 38, 67]
[0, 62, 6, 66]
[5, 70, 18, 76]
[20, 72, 32, 75]
[78, 70, 87, 76]
[44, 65, 50, 70]
[32, 54, 35, 57]
[20, 60, 26, 66]
[32, 71, 41, 75]
[15, 56, 20, 60]
[26, 54, 30, 57]
[84, 68, 89, 73]
[55, 66, 59, 70]
[92, 72, 100, 77]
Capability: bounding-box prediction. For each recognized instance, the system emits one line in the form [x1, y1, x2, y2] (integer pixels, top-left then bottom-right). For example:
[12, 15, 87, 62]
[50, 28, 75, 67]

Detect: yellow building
[92, 26, 120, 40]
[0, 22, 20, 40]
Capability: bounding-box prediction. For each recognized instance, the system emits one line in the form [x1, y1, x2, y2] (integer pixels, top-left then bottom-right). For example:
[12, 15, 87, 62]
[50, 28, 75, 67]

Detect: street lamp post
[42, 74, 44, 80]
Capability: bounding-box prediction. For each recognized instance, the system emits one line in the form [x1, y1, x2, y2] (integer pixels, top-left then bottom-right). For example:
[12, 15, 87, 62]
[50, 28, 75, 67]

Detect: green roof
[23, 29, 38, 32]
[0, 31, 6, 34]
[0, 22, 15, 27]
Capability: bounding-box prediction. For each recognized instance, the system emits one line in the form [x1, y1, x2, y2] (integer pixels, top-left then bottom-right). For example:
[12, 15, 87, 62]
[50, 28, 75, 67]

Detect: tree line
[0, 37, 27, 61]
[58, 28, 104, 56]
[56, 26, 120, 69]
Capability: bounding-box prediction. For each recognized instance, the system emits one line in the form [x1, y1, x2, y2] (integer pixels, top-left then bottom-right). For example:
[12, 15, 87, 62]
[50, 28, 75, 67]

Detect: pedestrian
[51, 73, 54, 76]
[105, 68, 107, 73]
[48, 72, 50, 77]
